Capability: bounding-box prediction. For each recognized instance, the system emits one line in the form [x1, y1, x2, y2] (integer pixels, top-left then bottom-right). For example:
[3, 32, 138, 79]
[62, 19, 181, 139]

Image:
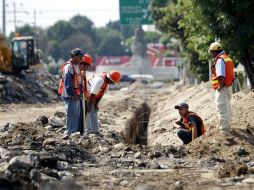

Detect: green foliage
[237, 71, 244, 88]
[144, 31, 161, 44]
[69, 15, 96, 40]
[7, 15, 162, 68]
[96, 28, 126, 56]
[151, 0, 254, 87]
[106, 20, 136, 39]
[193, 0, 254, 87]
[47, 21, 74, 42]
[151, 0, 210, 81]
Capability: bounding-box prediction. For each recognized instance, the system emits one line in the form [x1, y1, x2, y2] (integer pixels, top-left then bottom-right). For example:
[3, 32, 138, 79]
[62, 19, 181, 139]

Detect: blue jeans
[63, 97, 80, 135]
[86, 103, 99, 134]
[177, 128, 192, 144]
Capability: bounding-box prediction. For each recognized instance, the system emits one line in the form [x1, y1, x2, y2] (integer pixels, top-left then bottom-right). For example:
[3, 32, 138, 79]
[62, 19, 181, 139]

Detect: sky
[0, 0, 119, 35]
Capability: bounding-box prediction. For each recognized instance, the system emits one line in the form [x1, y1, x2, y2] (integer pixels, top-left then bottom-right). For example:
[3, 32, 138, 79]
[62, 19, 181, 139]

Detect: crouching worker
[85, 70, 121, 135]
[174, 103, 206, 144]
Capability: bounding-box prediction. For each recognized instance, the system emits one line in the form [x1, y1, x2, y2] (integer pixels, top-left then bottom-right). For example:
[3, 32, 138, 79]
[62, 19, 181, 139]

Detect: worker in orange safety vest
[58, 48, 90, 139]
[208, 42, 234, 135]
[77, 54, 93, 135]
[84, 70, 121, 135]
[174, 103, 206, 144]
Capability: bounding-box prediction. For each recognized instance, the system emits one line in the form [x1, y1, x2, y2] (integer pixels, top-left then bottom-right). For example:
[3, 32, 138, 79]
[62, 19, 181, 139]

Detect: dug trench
[125, 103, 151, 145]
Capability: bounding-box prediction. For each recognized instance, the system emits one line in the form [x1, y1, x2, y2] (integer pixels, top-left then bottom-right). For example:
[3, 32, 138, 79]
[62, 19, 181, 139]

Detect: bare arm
[190, 123, 198, 141]
[217, 76, 225, 90]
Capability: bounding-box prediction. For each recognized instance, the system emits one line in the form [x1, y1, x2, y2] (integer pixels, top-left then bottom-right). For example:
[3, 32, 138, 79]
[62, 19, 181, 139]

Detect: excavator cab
[11, 36, 40, 71]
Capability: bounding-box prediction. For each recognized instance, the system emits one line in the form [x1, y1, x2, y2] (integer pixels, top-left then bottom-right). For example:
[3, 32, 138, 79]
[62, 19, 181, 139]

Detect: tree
[70, 15, 96, 41]
[60, 33, 94, 60]
[144, 31, 162, 44]
[96, 28, 126, 56]
[152, 0, 254, 87]
[106, 20, 136, 39]
[151, 0, 210, 81]
[47, 21, 75, 42]
[193, 0, 254, 88]
[46, 15, 96, 61]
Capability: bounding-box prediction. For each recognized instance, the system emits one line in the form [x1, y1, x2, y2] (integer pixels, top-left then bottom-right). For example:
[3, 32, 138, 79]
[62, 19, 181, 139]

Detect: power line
[5, 8, 118, 14]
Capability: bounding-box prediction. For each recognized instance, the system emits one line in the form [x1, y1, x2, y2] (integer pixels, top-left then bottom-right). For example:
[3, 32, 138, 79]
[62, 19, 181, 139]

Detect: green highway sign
[119, 0, 153, 25]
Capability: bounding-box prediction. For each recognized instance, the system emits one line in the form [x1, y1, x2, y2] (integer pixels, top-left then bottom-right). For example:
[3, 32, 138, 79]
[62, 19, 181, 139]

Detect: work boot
[70, 132, 80, 138]
[62, 134, 69, 140]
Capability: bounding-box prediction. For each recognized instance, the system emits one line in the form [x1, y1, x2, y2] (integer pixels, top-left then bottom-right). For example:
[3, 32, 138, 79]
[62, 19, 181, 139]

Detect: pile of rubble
[0, 72, 60, 104]
[0, 112, 95, 190]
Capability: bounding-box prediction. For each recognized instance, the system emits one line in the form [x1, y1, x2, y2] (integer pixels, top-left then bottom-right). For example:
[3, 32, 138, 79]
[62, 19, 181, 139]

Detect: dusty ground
[0, 81, 254, 190]
[0, 103, 65, 126]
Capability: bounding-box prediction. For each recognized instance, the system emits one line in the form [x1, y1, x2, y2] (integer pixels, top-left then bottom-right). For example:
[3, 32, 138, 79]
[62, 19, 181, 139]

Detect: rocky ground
[0, 80, 254, 190]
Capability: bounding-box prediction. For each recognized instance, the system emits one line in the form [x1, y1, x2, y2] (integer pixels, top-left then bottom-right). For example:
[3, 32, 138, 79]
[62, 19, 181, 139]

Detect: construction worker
[78, 54, 93, 135]
[174, 103, 206, 144]
[85, 70, 121, 135]
[58, 48, 85, 139]
[208, 42, 234, 134]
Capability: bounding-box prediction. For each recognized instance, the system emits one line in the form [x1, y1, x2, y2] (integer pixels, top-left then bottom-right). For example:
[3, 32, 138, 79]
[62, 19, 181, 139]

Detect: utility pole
[33, 9, 36, 36]
[33, 9, 36, 29]
[13, 1, 17, 33]
[2, 0, 6, 36]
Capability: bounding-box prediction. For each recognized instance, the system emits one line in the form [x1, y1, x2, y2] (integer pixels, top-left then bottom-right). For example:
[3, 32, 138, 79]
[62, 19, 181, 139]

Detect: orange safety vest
[85, 72, 108, 101]
[182, 112, 206, 135]
[58, 61, 82, 96]
[211, 53, 234, 89]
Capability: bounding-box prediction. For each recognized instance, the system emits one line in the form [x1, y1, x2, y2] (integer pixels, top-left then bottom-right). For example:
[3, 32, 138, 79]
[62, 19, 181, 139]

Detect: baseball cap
[70, 48, 84, 57]
[174, 103, 189, 109]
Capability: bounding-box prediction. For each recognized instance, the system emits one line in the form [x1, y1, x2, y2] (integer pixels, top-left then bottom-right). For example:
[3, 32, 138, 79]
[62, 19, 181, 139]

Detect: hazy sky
[0, 0, 119, 35]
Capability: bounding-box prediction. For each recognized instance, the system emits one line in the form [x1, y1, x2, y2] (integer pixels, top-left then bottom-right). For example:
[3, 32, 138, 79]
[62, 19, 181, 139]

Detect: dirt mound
[148, 82, 216, 146]
[148, 83, 254, 146]
[0, 72, 60, 104]
[231, 92, 254, 128]
[128, 80, 148, 92]
[182, 91, 254, 160]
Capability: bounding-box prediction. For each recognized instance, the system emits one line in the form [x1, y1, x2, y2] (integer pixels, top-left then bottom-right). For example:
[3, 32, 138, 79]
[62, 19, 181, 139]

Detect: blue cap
[175, 103, 189, 109]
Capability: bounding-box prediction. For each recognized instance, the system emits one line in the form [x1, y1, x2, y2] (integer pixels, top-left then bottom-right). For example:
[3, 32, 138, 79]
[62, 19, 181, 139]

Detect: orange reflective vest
[58, 61, 82, 96]
[211, 53, 234, 89]
[85, 72, 108, 102]
[182, 112, 206, 135]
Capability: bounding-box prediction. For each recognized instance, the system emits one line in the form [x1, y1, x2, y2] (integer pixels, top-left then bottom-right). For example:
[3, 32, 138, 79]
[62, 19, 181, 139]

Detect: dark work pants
[177, 128, 192, 144]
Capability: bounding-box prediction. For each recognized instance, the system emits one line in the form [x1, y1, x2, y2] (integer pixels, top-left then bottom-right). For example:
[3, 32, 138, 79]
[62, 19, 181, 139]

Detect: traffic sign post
[119, 0, 153, 25]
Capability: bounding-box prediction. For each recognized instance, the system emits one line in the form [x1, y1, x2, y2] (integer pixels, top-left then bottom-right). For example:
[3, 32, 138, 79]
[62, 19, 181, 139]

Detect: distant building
[95, 43, 181, 80]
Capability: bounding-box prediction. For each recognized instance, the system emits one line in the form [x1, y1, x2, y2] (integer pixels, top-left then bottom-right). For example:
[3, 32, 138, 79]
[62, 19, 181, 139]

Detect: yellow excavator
[0, 33, 41, 73]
